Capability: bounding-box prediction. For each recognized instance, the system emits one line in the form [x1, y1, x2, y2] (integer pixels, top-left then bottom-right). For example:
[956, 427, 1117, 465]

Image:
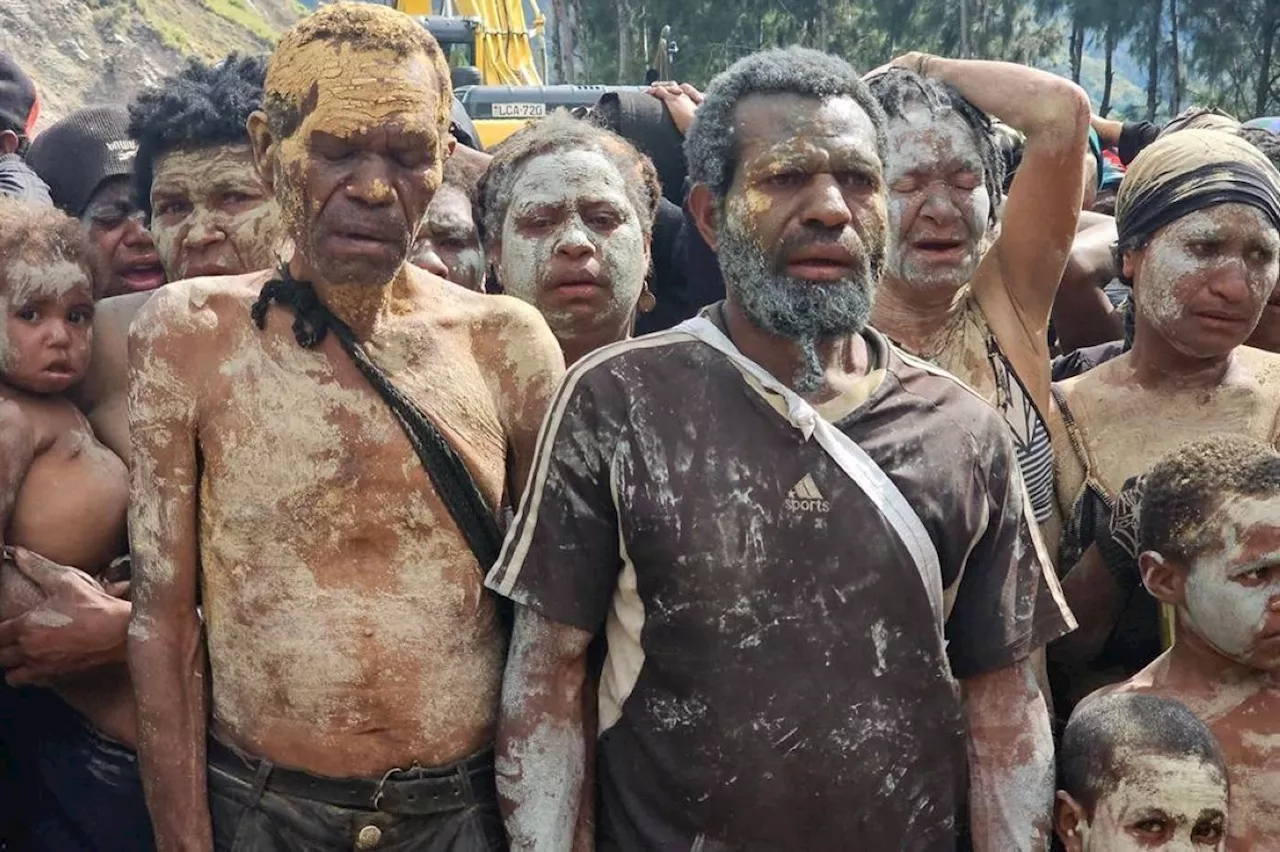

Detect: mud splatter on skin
[1081, 754, 1228, 851]
[882, 105, 991, 295]
[0, 260, 95, 388]
[1178, 495, 1280, 665]
[149, 145, 283, 283]
[263, 42, 450, 325]
[495, 149, 648, 360]
[1129, 205, 1280, 361]
[410, 184, 485, 292]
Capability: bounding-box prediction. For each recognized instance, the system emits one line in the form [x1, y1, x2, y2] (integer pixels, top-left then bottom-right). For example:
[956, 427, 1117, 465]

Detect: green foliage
[565, 0, 1280, 120]
[202, 0, 277, 43]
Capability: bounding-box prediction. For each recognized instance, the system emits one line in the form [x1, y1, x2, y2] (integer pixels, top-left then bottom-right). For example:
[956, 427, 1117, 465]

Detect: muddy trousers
[207, 739, 506, 852]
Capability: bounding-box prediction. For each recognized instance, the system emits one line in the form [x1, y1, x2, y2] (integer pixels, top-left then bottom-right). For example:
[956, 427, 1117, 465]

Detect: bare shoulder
[1235, 345, 1280, 384]
[130, 271, 270, 350]
[0, 398, 36, 450]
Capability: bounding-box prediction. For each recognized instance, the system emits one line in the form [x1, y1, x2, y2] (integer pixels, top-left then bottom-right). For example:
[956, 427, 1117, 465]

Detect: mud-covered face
[1083, 754, 1227, 851]
[883, 104, 991, 293]
[1129, 205, 1280, 360]
[80, 177, 165, 297]
[1180, 493, 1280, 669]
[410, 184, 484, 291]
[269, 44, 450, 288]
[0, 256, 94, 395]
[495, 148, 647, 344]
[716, 93, 886, 387]
[150, 144, 282, 281]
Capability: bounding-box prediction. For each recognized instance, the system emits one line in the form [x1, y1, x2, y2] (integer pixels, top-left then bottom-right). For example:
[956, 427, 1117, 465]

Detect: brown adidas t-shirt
[487, 315, 1074, 851]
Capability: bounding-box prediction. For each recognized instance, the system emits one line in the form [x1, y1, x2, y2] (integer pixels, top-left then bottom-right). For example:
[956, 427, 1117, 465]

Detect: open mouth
[118, 263, 166, 291]
[785, 245, 857, 281]
[912, 238, 967, 258]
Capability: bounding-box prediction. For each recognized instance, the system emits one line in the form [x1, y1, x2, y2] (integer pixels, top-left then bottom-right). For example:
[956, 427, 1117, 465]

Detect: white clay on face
[1084, 754, 1228, 852]
[1183, 494, 1280, 661]
[498, 149, 646, 336]
[0, 260, 93, 372]
[882, 104, 991, 289]
[1136, 205, 1280, 354]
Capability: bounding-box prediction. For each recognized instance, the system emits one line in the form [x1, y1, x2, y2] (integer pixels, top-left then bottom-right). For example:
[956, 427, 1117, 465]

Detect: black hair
[1061, 692, 1227, 815]
[1140, 437, 1280, 561]
[128, 53, 267, 218]
[442, 150, 487, 206]
[867, 68, 1004, 226]
[685, 46, 887, 205]
[476, 109, 661, 248]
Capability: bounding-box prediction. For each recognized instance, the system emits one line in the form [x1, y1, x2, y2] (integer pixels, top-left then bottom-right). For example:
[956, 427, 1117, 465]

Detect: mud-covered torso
[164, 276, 513, 776]
[5, 395, 128, 575]
[1120, 670, 1280, 851]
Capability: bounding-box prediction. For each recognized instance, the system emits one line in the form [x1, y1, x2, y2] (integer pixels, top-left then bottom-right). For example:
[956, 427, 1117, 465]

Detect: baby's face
[0, 256, 95, 395]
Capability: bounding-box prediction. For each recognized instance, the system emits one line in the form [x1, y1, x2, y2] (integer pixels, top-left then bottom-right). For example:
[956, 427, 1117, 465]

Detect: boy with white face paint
[478, 110, 660, 364]
[1100, 437, 1280, 849]
[1056, 692, 1229, 852]
[866, 56, 1091, 556]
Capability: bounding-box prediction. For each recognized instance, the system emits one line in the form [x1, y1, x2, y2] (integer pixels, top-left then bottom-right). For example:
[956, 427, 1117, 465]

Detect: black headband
[1116, 161, 1280, 250]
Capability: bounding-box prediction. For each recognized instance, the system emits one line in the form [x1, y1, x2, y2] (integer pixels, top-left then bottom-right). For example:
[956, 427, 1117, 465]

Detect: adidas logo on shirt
[784, 474, 830, 513]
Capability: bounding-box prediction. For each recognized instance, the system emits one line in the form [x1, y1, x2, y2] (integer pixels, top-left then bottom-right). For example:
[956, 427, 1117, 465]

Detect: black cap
[26, 107, 138, 216]
[0, 52, 38, 136]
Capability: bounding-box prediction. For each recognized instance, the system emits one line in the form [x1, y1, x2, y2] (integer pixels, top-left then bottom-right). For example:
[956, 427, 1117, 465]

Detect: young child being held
[1056, 691, 1229, 851]
[1104, 436, 1280, 850]
[0, 196, 134, 744]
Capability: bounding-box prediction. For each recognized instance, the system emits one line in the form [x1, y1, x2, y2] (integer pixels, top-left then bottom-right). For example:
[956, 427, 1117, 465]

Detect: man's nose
[413, 241, 450, 278]
[347, 158, 396, 207]
[801, 175, 854, 230]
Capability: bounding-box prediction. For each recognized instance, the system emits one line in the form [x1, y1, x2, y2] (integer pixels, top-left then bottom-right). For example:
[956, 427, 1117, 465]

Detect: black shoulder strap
[251, 272, 504, 574]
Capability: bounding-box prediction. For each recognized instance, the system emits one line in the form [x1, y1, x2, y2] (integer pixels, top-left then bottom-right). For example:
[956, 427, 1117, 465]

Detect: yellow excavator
[389, 0, 670, 149]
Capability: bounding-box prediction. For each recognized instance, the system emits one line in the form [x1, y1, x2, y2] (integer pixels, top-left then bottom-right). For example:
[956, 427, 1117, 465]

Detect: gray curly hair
[685, 47, 887, 205]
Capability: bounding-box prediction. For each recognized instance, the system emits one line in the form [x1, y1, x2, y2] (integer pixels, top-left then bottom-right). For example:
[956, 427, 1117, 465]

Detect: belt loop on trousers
[456, 759, 475, 804]
[248, 758, 274, 809]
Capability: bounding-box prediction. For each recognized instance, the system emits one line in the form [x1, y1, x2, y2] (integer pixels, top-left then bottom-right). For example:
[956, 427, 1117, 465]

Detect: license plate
[491, 102, 547, 118]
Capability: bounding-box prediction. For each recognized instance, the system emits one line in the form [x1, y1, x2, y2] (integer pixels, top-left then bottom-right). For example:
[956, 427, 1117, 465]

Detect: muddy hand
[0, 547, 131, 686]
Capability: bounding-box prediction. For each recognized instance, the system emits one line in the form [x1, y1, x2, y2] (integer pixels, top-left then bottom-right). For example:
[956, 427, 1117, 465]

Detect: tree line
[540, 0, 1280, 121]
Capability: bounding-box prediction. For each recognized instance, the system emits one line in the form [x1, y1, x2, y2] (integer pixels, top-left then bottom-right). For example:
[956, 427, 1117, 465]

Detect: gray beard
[717, 219, 879, 394]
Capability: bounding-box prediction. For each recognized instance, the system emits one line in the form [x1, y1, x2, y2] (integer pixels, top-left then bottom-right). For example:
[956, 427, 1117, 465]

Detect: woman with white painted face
[1049, 130, 1280, 710]
[476, 110, 661, 365]
[865, 56, 1091, 565]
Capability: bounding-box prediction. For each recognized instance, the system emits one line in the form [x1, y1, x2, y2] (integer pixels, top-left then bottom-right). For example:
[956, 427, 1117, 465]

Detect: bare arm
[0, 400, 34, 542]
[491, 299, 567, 497]
[1052, 219, 1124, 352]
[126, 291, 211, 852]
[909, 55, 1091, 411]
[964, 656, 1054, 852]
[497, 606, 595, 852]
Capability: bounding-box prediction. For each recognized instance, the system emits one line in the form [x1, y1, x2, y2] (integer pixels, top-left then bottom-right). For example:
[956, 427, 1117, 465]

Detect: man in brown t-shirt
[488, 47, 1075, 852]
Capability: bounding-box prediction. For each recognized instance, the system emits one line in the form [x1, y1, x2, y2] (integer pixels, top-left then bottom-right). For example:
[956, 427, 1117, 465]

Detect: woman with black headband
[1046, 129, 1280, 712]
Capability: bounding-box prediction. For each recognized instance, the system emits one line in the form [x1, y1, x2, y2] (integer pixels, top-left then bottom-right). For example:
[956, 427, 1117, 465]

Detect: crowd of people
[0, 3, 1277, 850]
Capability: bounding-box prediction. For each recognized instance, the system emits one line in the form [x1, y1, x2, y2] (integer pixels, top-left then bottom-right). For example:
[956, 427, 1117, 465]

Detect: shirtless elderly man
[127, 5, 563, 851]
[487, 47, 1073, 851]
